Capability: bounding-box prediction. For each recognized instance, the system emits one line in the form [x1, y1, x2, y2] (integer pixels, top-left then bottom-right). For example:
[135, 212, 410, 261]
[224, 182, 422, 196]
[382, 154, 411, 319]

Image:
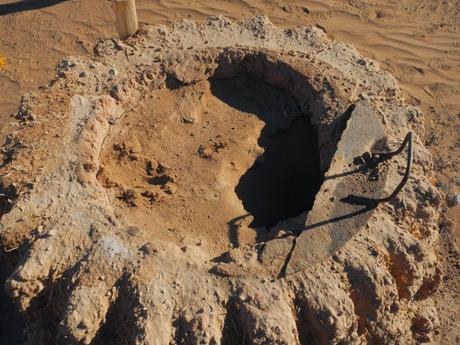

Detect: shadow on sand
[0, 0, 68, 16]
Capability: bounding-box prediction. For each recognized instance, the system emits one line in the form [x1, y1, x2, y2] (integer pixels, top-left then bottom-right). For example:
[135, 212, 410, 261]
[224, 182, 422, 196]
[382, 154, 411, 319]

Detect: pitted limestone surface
[0, 17, 442, 345]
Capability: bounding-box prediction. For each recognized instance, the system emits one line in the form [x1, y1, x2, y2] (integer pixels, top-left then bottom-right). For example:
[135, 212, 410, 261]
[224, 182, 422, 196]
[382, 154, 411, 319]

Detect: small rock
[197, 145, 213, 160]
[119, 189, 137, 207]
[447, 193, 460, 207]
[139, 242, 157, 255]
[181, 113, 196, 124]
[127, 226, 140, 236]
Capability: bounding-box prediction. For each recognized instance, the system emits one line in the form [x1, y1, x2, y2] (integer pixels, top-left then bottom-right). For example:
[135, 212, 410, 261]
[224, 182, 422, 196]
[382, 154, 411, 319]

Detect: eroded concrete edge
[286, 100, 386, 274]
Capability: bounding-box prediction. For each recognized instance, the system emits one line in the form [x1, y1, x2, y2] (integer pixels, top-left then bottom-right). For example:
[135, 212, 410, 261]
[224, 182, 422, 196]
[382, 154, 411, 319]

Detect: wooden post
[112, 0, 138, 39]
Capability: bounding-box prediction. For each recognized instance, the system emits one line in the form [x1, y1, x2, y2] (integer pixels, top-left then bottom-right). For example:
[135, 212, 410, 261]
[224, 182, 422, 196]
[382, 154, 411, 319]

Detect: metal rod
[377, 131, 413, 202]
[373, 131, 413, 161]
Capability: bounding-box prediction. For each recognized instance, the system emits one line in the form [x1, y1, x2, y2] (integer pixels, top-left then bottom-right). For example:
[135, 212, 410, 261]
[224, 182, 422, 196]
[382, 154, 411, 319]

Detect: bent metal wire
[373, 131, 413, 202]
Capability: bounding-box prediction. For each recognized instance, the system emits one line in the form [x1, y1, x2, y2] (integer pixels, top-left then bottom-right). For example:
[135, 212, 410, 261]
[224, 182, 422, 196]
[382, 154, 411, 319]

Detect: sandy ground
[0, 0, 458, 344]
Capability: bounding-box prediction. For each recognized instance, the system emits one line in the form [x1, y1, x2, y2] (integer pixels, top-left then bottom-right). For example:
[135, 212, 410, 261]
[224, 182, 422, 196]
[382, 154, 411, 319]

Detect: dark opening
[210, 74, 323, 229]
[0, 253, 26, 345]
[0, 182, 18, 218]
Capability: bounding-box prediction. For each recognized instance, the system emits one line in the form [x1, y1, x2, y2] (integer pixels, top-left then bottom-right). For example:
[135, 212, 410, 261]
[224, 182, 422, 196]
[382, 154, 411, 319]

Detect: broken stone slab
[286, 100, 386, 274]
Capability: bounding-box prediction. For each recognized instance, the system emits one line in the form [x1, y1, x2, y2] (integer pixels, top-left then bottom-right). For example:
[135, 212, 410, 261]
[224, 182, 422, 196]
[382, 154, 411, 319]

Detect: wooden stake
[112, 0, 138, 39]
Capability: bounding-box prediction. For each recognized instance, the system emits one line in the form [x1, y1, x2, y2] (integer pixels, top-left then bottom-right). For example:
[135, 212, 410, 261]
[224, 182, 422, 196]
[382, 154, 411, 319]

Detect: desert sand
[0, 1, 458, 344]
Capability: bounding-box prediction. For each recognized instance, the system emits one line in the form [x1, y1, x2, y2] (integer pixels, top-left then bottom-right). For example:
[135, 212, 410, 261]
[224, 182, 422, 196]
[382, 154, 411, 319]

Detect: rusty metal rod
[376, 131, 413, 202]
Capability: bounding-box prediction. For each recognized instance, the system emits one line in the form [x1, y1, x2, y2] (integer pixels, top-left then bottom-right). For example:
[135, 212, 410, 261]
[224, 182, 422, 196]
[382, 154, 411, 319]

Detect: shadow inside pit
[0, 180, 25, 344]
[90, 277, 138, 345]
[0, 251, 27, 344]
[210, 74, 323, 238]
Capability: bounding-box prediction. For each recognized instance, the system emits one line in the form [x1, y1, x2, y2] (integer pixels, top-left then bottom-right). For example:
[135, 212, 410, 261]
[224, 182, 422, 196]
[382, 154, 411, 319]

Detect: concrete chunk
[286, 101, 386, 274]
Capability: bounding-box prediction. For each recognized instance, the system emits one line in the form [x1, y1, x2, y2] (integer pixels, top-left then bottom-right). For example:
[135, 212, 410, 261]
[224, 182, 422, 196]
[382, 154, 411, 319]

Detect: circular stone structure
[0, 17, 443, 344]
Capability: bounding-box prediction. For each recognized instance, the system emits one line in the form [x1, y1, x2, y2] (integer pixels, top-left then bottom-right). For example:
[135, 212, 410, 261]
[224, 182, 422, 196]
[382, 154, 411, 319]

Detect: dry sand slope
[0, 0, 459, 344]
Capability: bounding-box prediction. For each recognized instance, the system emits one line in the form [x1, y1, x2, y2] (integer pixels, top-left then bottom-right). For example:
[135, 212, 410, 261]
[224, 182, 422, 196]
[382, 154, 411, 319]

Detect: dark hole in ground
[210, 74, 323, 229]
